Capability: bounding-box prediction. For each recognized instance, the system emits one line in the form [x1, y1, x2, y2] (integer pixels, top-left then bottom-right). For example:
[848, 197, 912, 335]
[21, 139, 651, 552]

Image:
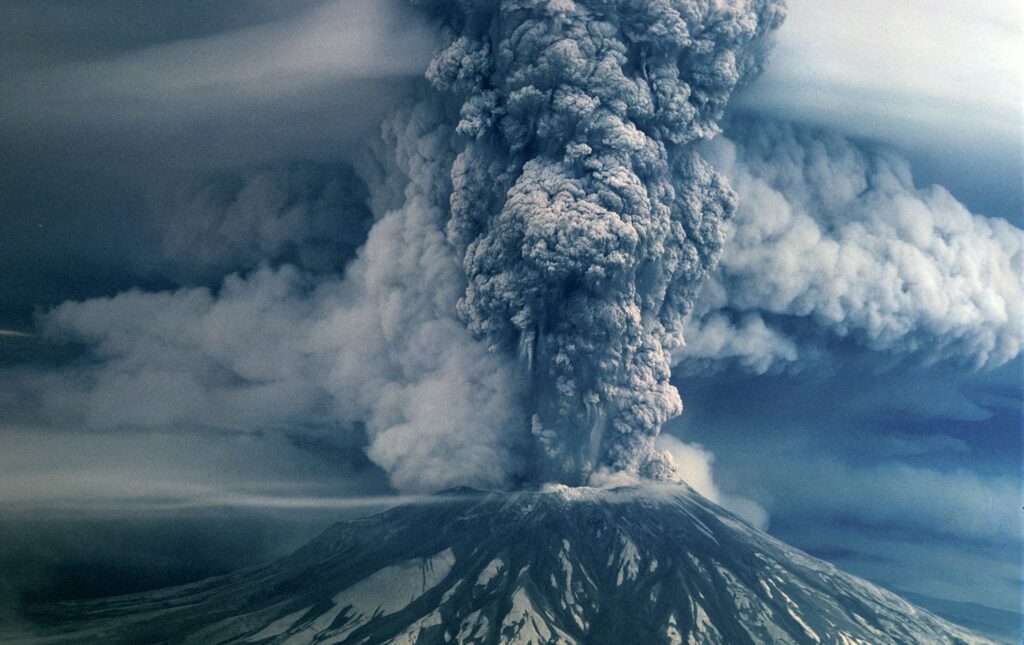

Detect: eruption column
[414, 0, 784, 485]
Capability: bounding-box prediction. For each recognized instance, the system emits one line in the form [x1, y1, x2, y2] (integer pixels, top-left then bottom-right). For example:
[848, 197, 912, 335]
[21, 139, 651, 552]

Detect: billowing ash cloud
[413, 0, 786, 484]
[139, 162, 373, 282]
[8, 0, 786, 493]
[676, 119, 1024, 373]
[14, 1, 1020, 499]
[312, 101, 532, 492]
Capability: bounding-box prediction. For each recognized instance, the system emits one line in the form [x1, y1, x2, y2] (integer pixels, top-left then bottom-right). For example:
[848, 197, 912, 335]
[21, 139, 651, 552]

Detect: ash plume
[413, 0, 786, 484]
[7, 0, 791, 494]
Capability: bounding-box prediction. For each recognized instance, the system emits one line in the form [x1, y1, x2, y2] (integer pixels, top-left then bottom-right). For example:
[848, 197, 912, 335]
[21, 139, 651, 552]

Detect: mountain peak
[22, 485, 994, 644]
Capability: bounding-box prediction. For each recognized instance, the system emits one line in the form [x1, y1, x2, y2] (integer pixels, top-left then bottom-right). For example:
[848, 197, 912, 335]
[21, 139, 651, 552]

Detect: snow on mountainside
[11, 485, 995, 644]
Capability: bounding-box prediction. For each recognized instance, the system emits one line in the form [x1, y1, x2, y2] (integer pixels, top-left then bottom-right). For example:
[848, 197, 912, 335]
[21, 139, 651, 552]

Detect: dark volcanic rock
[11, 485, 993, 644]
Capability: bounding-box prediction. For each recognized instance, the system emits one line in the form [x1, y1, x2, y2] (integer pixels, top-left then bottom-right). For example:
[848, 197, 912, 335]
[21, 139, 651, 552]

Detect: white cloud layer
[676, 120, 1023, 373]
[0, 0, 435, 124]
[734, 0, 1022, 165]
[760, 458, 1021, 543]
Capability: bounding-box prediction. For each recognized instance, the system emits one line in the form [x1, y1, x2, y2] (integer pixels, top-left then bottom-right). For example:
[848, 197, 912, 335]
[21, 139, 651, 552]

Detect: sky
[0, 0, 1021, 641]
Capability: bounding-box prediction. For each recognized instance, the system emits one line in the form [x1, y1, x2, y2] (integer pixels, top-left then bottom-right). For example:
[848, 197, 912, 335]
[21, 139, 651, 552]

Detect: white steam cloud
[655, 435, 769, 529]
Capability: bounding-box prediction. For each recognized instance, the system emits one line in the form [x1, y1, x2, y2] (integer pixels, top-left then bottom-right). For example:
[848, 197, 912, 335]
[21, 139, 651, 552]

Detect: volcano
[17, 485, 992, 644]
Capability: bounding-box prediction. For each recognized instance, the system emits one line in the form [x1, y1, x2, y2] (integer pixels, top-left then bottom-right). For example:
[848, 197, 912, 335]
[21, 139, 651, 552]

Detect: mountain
[11, 485, 995, 644]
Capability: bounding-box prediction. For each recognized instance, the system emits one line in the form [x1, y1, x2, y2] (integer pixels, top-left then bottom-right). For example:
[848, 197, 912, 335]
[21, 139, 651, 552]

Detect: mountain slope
[13, 485, 995, 644]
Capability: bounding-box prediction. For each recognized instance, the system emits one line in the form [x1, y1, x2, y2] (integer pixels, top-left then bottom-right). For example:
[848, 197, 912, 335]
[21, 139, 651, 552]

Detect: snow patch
[837, 632, 873, 645]
[457, 610, 489, 642]
[768, 579, 820, 643]
[614, 535, 641, 586]
[284, 548, 455, 645]
[501, 586, 575, 644]
[441, 580, 462, 604]
[247, 606, 310, 641]
[666, 613, 683, 645]
[386, 609, 442, 644]
[688, 602, 721, 645]
[476, 557, 504, 587]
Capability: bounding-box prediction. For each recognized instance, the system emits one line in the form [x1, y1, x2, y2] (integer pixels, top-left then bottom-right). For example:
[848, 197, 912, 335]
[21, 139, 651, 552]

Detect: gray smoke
[415, 0, 786, 484]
